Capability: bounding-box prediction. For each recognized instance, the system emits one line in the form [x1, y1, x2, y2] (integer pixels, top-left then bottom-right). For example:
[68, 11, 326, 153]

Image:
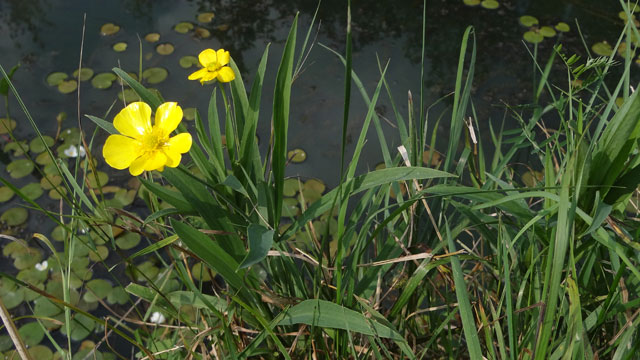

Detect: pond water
[0, 0, 633, 356]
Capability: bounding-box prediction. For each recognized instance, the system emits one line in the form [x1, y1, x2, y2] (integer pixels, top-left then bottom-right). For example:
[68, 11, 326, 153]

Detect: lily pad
[4, 140, 28, 156]
[118, 88, 141, 102]
[197, 12, 215, 23]
[35, 152, 54, 165]
[60, 127, 81, 143]
[73, 68, 94, 81]
[192, 262, 213, 282]
[555, 22, 570, 32]
[83, 279, 112, 303]
[522, 170, 544, 187]
[462, 0, 480, 5]
[58, 80, 77, 94]
[174, 22, 194, 34]
[0, 117, 16, 134]
[282, 197, 299, 217]
[107, 286, 128, 305]
[49, 187, 67, 200]
[287, 148, 307, 163]
[46, 72, 68, 86]
[1, 284, 24, 309]
[18, 322, 44, 346]
[195, 27, 211, 39]
[61, 313, 95, 341]
[30, 136, 55, 154]
[182, 107, 197, 121]
[100, 23, 120, 36]
[29, 345, 53, 360]
[592, 41, 613, 56]
[87, 171, 109, 187]
[523, 31, 544, 44]
[480, 0, 499, 9]
[422, 150, 442, 167]
[156, 43, 175, 55]
[0, 187, 14, 202]
[51, 225, 67, 242]
[0, 336, 12, 352]
[142, 67, 168, 84]
[7, 159, 34, 178]
[91, 72, 117, 89]
[41, 174, 62, 190]
[179, 56, 199, 69]
[304, 178, 326, 194]
[519, 15, 538, 27]
[539, 26, 556, 37]
[217, 24, 230, 32]
[283, 178, 301, 197]
[113, 42, 128, 52]
[20, 183, 43, 201]
[14, 247, 41, 269]
[88, 245, 109, 262]
[116, 232, 141, 250]
[145, 32, 160, 42]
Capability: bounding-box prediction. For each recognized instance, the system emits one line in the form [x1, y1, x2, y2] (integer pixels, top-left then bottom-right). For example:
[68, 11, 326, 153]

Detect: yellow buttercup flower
[103, 101, 192, 176]
[188, 48, 236, 84]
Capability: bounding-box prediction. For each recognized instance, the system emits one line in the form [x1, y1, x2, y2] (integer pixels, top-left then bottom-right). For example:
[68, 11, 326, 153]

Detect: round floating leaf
[480, 0, 499, 9]
[19, 322, 44, 346]
[87, 171, 109, 188]
[1, 207, 28, 226]
[156, 43, 174, 55]
[35, 152, 53, 165]
[46, 72, 68, 86]
[422, 150, 442, 167]
[51, 225, 67, 242]
[41, 174, 62, 190]
[287, 148, 307, 163]
[83, 279, 112, 303]
[4, 141, 28, 156]
[519, 15, 538, 27]
[29, 345, 53, 360]
[539, 26, 556, 37]
[282, 197, 299, 217]
[192, 262, 213, 281]
[30, 135, 54, 154]
[61, 313, 95, 341]
[463, 0, 480, 5]
[57, 78, 76, 93]
[522, 170, 544, 187]
[0, 335, 12, 352]
[0, 118, 16, 134]
[89, 245, 109, 262]
[14, 247, 41, 269]
[49, 187, 67, 200]
[592, 41, 613, 56]
[179, 56, 199, 69]
[100, 23, 120, 36]
[142, 67, 168, 84]
[304, 178, 326, 195]
[145, 32, 160, 42]
[183, 107, 197, 121]
[116, 232, 141, 250]
[523, 31, 544, 44]
[60, 127, 81, 142]
[195, 27, 211, 39]
[17, 267, 47, 285]
[1, 286, 24, 309]
[73, 68, 94, 81]
[117, 88, 141, 102]
[555, 22, 570, 32]
[113, 42, 128, 52]
[174, 22, 194, 34]
[20, 183, 43, 201]
[91, 72, 117, 90]
[0, 187, 14, 203]
[107, 286, 128, 305]
[7, 159, 34, 179]
[197, 12, 215, 23]
[217, 24, 230, 32]
[283, 178, 301, 197]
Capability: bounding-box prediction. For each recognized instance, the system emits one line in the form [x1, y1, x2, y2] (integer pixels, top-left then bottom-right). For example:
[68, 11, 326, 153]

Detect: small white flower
[35, 260, 48, 271]
[63, 145, 86, 158]
[149, 311, 165, 324]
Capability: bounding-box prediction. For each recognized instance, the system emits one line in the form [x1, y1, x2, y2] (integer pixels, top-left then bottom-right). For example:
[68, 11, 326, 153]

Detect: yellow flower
[102, 101, 192, 176]
[188, 49, 236, 84]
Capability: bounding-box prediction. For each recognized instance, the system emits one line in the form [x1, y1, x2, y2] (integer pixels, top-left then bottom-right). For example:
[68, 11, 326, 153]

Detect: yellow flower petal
[188, 68, 208, 81]
[201, 71, 218, 83]
[198, 49, 217, 67]
[216, 66, 235, 83]
[163, 150, 181, 168]
[113, 102, 152, 139]
[167, 133, 193, 154]
[102, 134, 142, 169]
[216, 49, 230, 66]
[154, 102, 183, 137]
[129, 151, 167, 176]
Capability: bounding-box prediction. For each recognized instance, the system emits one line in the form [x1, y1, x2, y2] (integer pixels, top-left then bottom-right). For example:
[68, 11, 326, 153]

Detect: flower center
[140, 130, 168, 153]
[206, 62, 221, 72]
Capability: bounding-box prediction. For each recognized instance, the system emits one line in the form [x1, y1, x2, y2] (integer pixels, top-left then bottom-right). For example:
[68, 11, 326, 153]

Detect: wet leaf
[216, 24, 230, 32]
[304, 178, 326, 194]
[144, 32, 160, 42]
[179, 55, 199, 69]
[87, 171, 109, 188]
[116, 232, 141, 250]
[91, 72, 117, 89]
[107, 286, 128, 305]
[480, 0, 499, 9]
[7, 159, 34, 178]
[49, 187, 67, 200]
[118, 88, 141, 102]
[17, 267, 48, 285]
[519, 15, 538, 27]
[83, 279, 112, 303]
[539, 26, 556, 37]
[29, 345, 53, 360]
[142, 67, 168, 84]
[0, 117, 16, 134]
[463, 0, 480, 5]
[100, 23, 120, 36]
[89, 245, 109, 262]
[4, 140, 28, 156]
[197, 12, 215, 23]
[1, 285, 24, 309]
[0, 335, 12, 352]
[0, 187, 14, 202]
[183, 107, 197, 121]
[195, 27, 211, 39]
[174, 22, 194, 34]
[592, 41, 613, 56]
[35, 152, 53, 165]
[555, 22, 570, 32]
[46, 72, 68, 86]
[20, 183, 43, 201]
[19, 322, 44, 346]
[41, 174, 62, 190]
[51, 225, 67, 242]
[14, 247, 41, 269]
[287, 148, 307, 163]
[523, 31, 544, 44]
[1, 208, 27, 226]
[58, 79, 77, 94]
[112, 42, 128, 52]
[30, 135, 54, 154]
[282, 197, 299, 217]
[156, 43, 175, 55]
[283, 178, 301, 197]
[73, 68, 94, 81]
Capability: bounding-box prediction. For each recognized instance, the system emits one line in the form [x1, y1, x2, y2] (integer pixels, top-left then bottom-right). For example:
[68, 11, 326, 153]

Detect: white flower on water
[149, 311, 166, 324]
[35, 260, 48, 271]
[63, 145, 86, 158]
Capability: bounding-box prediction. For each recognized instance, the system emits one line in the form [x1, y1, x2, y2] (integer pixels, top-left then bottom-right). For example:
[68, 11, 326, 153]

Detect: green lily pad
[113, 42, 128, 52]
[7, 159, 35, 178]
[142, 67, 168, 84]
[0, 335, 12, 352]
[91, 72, 117, 89]
[145, 32, 160, 42]
[0, 187, 14, 202]
[3, 241, 26, 257]
[174, 22, 194, 34]
[4, 140, 28, 156]
[17, 267, 48, 285]
[46, 72, 68, 86]
[523, 31, 544, 44]
[283, 178, 301, 197]
[1, 285, 24, 309]
[555, 22, 570, 32]
[195, 27, 211, 39]
[462, 0, 480, 5]
[61, 313, 95, 341]
[287, 148, 307, 163]
[519, 15, 538, 27]
[107, 286, 128, 305]
[197, 12, 215, 23]
[100, 23, 120, 36]
[480, 0, 499, 9]
[0, 117, 16, 134]
[35, 152, 54, 165]
[179, 56, 199, 69]
[59, 127, 81, 143]
[49, 187, 67, 200]
[156, 43, 174, 55]
[89, 245, 109, 262]
[116, 232, 141, 250]
[73, 68, 94, 81]
[41, 174, 62, 190]
[29, 345, 53, 360]
[539, 26, 556, 37]
[14, 247, 42, 269]
[51, 225, 67, 242]
[117, 88, 141, 102]
[592, 41, 613, 56]
[30, 135, 55, 154]
[304, 178, 326, 194]
[83, 279, 112, 303]
[217, 24, 230, 32]
[282, 197, 299, 217]
[522, 170, 544, 187]
[183, 107, 197, 121]
[87, 171, 109, 188]
[18, 322, 44, 346]
[20, 183, 43, 201]
[192, 262, 213, 282]
[128, 261, 159, 282]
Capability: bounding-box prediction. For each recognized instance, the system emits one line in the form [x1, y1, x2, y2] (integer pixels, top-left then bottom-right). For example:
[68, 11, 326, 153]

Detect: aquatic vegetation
[188, 48, 235, 84]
